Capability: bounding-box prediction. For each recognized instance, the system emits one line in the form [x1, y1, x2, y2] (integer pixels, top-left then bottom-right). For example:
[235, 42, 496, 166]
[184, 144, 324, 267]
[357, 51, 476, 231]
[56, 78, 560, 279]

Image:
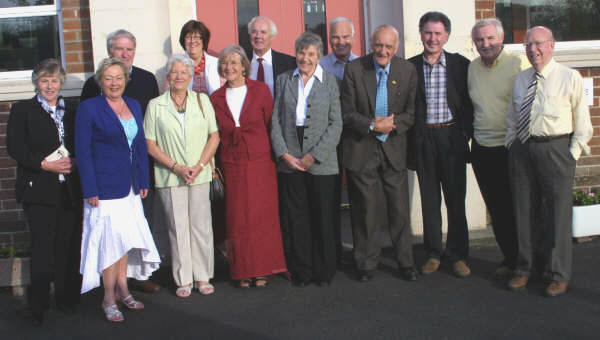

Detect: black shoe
[399, 267, 418, 281]
[357, 270, 373, 282]
[56, 304, 76, 315]
[31, 311, 44, 326]
[314, 280, 331, 287]
[292, 279, 311, 288]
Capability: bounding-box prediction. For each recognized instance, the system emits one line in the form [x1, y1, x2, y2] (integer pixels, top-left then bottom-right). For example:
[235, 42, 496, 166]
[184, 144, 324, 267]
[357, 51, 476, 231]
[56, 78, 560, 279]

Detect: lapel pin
[392, 80, 397, 85]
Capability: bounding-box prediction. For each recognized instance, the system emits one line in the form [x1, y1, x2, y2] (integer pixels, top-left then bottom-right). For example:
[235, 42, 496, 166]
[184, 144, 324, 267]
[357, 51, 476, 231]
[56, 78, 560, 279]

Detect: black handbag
[209, 165, 225, 201]
[196, 91, 225, 202]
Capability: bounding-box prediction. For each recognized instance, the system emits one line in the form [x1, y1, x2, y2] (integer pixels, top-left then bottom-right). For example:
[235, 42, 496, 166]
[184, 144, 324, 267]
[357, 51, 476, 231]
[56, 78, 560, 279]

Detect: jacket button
[306, 115, 310, 118]
[305, 126, 309, 129]
[307, 104, 311, 108]
[304, 136, 308, 139]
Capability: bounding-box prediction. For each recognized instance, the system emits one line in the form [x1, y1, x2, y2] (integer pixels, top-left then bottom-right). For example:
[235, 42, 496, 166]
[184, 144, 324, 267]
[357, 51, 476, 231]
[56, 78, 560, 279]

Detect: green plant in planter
[573, 189, 600, 206]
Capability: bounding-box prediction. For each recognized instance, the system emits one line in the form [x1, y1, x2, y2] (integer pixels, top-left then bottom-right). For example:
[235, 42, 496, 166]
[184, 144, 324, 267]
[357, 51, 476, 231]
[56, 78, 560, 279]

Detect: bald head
[524, 26, 555, 72]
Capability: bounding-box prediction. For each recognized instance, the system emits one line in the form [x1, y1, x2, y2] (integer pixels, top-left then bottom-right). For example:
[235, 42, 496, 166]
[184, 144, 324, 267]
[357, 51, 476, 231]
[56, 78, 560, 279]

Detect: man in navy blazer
[408, 12, 474, 278]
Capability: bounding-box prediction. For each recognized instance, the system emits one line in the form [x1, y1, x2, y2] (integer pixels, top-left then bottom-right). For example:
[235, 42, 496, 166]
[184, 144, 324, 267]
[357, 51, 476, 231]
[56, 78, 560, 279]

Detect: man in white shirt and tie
[247, 16, 296, 98]
[505, 26, 593, 297]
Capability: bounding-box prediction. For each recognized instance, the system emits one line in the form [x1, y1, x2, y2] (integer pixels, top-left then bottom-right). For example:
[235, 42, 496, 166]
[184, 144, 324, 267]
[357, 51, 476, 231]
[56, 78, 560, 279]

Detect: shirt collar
[538, 58, 557, 79]
[293, 63, 324, 82]
[423, 51, 446, 67]
[253, 49, 272, 63]
[373, 57, 391, 74]
[331, 51, 358, 64]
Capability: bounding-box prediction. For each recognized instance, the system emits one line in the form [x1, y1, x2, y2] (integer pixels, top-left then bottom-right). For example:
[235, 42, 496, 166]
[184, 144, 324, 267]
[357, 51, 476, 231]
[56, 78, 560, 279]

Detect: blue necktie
[375, 69, 388, 142]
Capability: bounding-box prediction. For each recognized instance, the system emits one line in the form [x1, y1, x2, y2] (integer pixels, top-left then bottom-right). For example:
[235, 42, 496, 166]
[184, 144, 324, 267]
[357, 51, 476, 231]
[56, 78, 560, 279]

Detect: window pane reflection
[0, 15, 61, 72]
[496, 0, 600, 43]
[0, 0, 53, 8]
[304, 0, 328, 56]
[237, 0, 258, 57]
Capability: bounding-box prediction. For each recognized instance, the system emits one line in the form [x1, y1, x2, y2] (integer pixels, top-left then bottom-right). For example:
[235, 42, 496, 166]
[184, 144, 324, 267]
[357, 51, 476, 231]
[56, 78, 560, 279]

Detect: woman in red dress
[210, 45, 287, 288]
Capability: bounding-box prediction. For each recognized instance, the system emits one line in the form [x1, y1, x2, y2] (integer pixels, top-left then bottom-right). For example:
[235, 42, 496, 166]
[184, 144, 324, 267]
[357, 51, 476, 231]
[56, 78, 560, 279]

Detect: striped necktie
[517, 72, 541, 143]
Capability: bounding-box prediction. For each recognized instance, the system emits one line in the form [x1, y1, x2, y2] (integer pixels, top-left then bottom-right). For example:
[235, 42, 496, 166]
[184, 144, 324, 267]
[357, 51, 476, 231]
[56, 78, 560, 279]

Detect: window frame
[0, 1, 65, 80]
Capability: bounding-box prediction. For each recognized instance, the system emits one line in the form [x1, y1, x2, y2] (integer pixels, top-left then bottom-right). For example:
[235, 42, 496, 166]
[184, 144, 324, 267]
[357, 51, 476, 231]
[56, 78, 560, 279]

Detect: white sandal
[102, 303, 124, 322]
[195, 282, 215, 295]
[176, 285, 192, 298]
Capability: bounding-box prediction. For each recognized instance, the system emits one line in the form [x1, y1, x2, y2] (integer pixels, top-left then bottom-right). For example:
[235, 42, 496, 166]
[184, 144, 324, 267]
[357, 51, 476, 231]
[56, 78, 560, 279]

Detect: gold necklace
[171, 91, 187, 114]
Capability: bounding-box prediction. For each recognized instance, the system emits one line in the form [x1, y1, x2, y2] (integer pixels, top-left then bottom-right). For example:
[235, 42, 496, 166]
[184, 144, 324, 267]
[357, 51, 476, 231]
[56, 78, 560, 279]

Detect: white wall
[89, 0, 174, 78]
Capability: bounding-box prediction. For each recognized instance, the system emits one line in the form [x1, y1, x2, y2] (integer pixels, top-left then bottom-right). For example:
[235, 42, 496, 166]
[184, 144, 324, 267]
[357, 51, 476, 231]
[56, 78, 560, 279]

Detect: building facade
[1, 0, 598, 249]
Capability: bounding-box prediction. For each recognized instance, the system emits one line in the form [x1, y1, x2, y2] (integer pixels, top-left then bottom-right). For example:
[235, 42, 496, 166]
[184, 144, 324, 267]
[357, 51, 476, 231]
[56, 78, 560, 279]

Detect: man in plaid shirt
[408, 11, 474, 278]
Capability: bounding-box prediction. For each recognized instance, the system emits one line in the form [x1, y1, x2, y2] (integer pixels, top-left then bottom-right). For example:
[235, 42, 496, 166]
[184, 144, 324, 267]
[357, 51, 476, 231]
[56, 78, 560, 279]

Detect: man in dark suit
[341, 25, 418, 282]
[408, 12, 473, 278]
[80, 29, 161, 293]
[247, 16, 296, 98]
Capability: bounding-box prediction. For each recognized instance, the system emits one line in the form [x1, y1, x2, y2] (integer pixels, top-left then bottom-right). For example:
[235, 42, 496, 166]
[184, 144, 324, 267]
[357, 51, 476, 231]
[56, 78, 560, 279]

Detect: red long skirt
[222, 156, 287, 280]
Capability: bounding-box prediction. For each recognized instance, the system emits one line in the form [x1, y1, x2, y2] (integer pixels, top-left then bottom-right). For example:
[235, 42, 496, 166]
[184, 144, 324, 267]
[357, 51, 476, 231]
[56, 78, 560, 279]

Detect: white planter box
[572, 205, 600, 237]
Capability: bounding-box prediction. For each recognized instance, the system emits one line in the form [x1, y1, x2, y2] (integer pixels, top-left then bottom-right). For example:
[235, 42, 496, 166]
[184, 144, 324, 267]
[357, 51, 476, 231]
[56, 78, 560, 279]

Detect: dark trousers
[416, 124, 469, 262]
[508, 137, 575, 281]
[279, 172, 337, 282]
[24, 184, 82, 315]
[347, 144, 414, 271]
[471, 139, 518, 268]
[333, 142, 344, 263]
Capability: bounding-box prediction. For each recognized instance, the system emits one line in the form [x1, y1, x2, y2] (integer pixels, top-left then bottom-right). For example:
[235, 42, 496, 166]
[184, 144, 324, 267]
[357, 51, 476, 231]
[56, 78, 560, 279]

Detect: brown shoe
[453, 260, 471, 278]
[545, 281, 568, 297]
[507, 275, 528, 291]
[494, 265, 513, 278]
[135, 280, 160, 293]
[421, 258, 440, 275]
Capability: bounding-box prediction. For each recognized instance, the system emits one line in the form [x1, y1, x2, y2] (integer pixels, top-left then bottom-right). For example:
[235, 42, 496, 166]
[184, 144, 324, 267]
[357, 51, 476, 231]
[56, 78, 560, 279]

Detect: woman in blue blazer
[76, 58, 160, 322]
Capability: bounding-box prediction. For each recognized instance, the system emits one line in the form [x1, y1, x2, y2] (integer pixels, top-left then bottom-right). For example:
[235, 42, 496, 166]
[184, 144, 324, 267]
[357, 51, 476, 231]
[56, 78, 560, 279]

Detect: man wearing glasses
[505, 26, 592, 297]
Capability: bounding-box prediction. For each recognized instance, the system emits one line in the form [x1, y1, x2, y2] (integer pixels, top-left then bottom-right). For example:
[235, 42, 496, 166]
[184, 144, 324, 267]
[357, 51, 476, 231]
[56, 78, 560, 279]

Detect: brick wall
[475, 0, 496, 19]
[574, 67, 600, 191]
[0, 0, 92, 250]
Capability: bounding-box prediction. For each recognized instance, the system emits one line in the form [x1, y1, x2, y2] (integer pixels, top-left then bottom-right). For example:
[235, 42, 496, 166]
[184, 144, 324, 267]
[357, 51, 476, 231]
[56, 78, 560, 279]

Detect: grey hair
[248, 16, 278, 37]
[471, 18, 504, 39]
[370, 24, 400, 48]
[217, 45, 251, 78]
[329, 17, 355, 36]
[295, 32, 324, 59]
[94, 57, 129, 86]
[166, 53, 194, 77]
[106, 29, 137, 55]
[31, 58, 66, 90]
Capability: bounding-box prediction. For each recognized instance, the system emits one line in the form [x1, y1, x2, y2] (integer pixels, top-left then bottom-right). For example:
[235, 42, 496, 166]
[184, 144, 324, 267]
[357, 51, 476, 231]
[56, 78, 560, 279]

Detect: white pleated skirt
[80, 188, 161, 294]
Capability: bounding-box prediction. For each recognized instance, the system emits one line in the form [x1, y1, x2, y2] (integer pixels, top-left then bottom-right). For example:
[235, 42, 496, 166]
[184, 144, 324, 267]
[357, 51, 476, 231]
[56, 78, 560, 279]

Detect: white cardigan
[187, 52, 221, 95]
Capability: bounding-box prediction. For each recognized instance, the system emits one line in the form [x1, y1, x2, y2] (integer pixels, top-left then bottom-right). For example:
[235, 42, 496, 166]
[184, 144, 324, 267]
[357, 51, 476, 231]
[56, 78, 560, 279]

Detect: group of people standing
[7, 10, 592, 325]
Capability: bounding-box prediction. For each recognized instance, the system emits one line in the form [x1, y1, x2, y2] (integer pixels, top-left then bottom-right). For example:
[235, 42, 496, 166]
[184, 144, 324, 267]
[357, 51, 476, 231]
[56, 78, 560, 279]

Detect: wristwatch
[369, 120, 375, 132]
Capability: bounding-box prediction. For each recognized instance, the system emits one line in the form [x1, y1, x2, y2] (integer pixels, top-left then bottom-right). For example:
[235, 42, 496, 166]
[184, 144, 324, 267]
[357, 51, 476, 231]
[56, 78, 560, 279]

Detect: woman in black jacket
[6, 59, 82, 325]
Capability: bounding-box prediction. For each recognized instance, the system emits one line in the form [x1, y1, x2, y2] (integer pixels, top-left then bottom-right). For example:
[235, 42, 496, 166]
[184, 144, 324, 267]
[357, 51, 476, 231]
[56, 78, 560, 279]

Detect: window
[236, 0, 258, 57]
[0, 0, 62, 79]
[496, 0, 600, 43]
[304, 0, 328, 56]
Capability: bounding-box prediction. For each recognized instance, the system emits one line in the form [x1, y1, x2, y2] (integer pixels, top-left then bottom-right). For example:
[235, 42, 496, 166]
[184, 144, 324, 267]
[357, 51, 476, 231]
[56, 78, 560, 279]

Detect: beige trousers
[157, 183, 213, 286]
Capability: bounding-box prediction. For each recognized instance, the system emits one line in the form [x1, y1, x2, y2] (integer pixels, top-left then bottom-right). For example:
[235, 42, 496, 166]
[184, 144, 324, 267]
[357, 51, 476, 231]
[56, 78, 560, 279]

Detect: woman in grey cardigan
[270, 32, 342, 287]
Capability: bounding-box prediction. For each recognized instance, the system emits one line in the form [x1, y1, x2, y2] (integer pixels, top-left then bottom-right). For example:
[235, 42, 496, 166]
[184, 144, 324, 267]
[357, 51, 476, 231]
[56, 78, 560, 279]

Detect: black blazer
[340, 54, 417, 172]
[408, 51, 473, 168]
[80, 65, 159, 115]
[6, 97, 82, 205]
[271, 50, 296, 98]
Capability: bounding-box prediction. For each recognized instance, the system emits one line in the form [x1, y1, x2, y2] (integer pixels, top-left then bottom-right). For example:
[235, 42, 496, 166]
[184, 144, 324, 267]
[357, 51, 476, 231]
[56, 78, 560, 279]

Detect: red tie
[257, 57, 265, 82]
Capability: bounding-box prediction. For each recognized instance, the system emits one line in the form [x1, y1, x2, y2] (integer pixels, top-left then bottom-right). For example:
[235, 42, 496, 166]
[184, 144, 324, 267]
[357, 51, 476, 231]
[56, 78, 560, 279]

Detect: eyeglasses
[185, 35, 203, 42]
[523, 40, 552, 49]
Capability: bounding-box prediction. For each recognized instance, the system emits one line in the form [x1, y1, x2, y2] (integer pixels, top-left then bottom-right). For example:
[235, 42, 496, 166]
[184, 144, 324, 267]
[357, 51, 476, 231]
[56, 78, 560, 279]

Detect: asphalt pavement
[2, 215, 600, 340]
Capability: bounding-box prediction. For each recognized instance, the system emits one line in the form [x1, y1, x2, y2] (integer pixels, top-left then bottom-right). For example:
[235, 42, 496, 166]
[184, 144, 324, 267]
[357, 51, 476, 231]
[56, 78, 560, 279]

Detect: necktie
[517, 72, 541, 143]
[375, 69, 389, 142]
[257, 57, 265, 82]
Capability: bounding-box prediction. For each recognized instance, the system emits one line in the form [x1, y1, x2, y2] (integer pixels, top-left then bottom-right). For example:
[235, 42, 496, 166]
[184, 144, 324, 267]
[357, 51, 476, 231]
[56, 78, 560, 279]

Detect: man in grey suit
[341, 25, 418, 282]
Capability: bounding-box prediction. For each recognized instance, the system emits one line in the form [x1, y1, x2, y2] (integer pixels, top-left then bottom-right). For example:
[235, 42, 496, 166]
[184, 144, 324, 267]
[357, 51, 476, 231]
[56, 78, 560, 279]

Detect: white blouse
[226, 85, 247, 127]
